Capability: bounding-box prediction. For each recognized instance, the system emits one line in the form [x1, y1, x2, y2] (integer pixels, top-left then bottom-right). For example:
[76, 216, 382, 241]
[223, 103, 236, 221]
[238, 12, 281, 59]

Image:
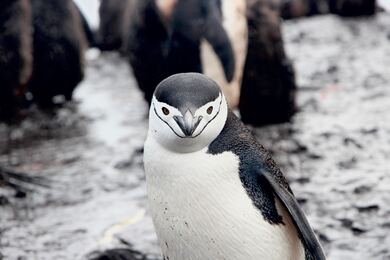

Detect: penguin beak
[174, 110, 203, 137]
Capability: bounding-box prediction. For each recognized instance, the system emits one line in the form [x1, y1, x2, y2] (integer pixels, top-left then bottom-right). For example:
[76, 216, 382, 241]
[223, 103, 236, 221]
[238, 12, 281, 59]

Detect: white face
[148, 93, 228, 153]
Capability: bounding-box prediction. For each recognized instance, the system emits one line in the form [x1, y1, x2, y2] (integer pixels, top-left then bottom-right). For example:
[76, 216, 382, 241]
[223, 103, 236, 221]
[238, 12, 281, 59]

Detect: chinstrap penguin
[144, 73, 325, 260]
[98, 0, 130, 51]
[29, 0, 87, 107]
[125, 0, 235, 104]
[239, 0, 297, 126]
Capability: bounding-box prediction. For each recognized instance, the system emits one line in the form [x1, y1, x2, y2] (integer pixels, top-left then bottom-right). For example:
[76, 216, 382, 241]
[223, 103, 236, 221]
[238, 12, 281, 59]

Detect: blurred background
[0, 0, 389, 259]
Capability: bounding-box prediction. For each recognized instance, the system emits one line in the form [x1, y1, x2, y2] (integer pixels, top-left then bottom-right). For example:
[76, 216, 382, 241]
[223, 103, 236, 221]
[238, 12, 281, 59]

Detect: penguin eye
[207, 106, 213, 115]
[162, 107, 170, 115]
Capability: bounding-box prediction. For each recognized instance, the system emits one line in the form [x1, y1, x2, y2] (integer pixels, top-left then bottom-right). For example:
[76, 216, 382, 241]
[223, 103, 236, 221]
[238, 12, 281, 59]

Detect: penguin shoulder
[208, 111, 288, 189]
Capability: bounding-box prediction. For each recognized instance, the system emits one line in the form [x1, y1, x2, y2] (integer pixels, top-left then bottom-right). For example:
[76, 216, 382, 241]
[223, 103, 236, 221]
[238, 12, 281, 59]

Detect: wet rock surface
[1, 14, 390, 260]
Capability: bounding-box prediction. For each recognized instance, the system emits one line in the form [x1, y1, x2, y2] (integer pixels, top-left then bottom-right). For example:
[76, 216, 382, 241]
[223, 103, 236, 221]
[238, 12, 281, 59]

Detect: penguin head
[149, 73, 228, 153]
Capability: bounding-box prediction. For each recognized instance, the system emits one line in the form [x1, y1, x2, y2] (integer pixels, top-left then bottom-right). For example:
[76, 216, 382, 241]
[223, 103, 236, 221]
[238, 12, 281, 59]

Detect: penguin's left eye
[207, 106, 213, 115]
[162, 107, 170, 115]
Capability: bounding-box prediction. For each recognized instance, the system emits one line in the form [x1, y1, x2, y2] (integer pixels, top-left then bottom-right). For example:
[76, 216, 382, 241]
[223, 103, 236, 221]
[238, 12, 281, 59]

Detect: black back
[329, 0, 376, 16]
[29, 0, 87, 107]
[126, 0, 168, 103]
[0, 0, 32, 122]
[239, 0, 296, 126]
[208, 111, 326, 260]
[98, 0, 128, 51]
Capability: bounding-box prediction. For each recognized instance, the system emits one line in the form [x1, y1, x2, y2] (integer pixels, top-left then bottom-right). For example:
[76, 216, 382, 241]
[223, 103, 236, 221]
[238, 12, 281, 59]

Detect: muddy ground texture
[1, 13, 390, 260]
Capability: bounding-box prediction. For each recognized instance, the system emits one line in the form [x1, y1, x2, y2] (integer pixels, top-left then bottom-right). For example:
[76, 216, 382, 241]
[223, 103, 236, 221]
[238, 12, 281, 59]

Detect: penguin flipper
[204, 14, 235, 83]
[258, 169, 326, 260]
[72, 1, 96, 47]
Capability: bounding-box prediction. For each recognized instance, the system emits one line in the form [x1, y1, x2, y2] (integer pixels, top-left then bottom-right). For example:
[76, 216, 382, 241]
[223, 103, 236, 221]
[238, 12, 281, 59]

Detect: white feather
[144, 137, 305, 260]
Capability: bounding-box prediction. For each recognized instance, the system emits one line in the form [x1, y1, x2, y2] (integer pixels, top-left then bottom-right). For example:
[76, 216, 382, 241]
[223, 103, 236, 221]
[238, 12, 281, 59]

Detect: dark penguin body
[329, 0, 376, 16]
[279, 0, 376, 19]
[88, 248, 150, 260]
[165, 0, 234, 77]
[98, 0, 130, 51]
[126, 0, 167, 103]
[280, 0, 327, 19]
[239, 0, 296, 126]
[126, 0, 235, 104]
[29, 0, 87, 107]
[0, 0, 32, 122]
[145, 73, 325, 259]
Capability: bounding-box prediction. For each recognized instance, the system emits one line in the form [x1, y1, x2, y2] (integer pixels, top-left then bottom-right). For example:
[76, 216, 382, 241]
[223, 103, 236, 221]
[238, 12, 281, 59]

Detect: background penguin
[74, 1, 97, 48]
[29, 0, 88, 107]
[239, 0, 297, 126]
[165, 0, 235, 79]
[201, 0, 247, 108]
[279, 0, 329, 19]
[125, 0, 168, 103]
[328, 0, 377, 16]
[144, 73, 325, 260]
[0, 0, 32, 122]
[98, 0, 130, 51]
[125, 0, 235, 104]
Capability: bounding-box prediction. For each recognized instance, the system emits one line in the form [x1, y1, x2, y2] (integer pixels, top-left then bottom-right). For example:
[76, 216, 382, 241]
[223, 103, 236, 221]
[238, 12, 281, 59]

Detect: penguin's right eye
[162, 107, 170, 115]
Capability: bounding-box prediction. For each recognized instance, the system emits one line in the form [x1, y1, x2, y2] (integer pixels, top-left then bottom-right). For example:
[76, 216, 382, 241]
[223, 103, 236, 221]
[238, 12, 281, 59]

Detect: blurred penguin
[0, 0, 32, 122]
[125, 0, 235, 104]
[239, 0, 297, 126]
[329, 0, 376, 16]
[74, 1, 97, 47]
[165, 0, 235, 80]
[125, 0, 167, 103]
[279, 0, 329, 19]
[98, 0, 130, 51]
[279, 0, 376, 19]
[201, 0, 248, 107]
[29, 0, 88, 107]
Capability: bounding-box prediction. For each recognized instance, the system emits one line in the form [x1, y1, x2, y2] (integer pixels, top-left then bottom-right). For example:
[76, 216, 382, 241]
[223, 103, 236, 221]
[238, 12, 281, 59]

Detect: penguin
[239, 0, 297, 126]
[278, 0, 329, 19]
[88, 248, 150, 260]
[125, 0, 235, 104]
[98, 0, 130, 51]
[74, 1, 97, 47]
[328, 0, 376, 16]
[201, 0, 248, 107]
[144, 73, 326, 260]
[165, 0, 235, 78]
[125, 0, 167, 103]
[0, 0, 32, 122]
[29, 0, 88, 107]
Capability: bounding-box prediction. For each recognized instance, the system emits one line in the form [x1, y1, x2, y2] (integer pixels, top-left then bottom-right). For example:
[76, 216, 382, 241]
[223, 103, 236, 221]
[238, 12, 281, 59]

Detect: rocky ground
[1, 13, 390, 260]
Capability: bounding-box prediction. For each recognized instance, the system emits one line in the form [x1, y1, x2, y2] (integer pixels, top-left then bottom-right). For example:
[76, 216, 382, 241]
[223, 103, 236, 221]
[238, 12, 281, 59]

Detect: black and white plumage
[29, 0, 87, 107]
[144, 73, 325, 260]
[0, 0, 32, 121]
[125, 0, 235, 104]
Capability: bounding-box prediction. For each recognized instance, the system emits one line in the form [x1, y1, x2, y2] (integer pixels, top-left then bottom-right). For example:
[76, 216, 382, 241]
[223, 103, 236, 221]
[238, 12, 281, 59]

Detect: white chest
[144, 137, 304, 260]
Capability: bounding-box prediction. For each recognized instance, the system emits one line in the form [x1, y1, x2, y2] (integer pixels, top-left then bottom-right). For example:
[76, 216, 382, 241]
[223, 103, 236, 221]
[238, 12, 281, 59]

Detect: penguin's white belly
[144, 138, 305, 260]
